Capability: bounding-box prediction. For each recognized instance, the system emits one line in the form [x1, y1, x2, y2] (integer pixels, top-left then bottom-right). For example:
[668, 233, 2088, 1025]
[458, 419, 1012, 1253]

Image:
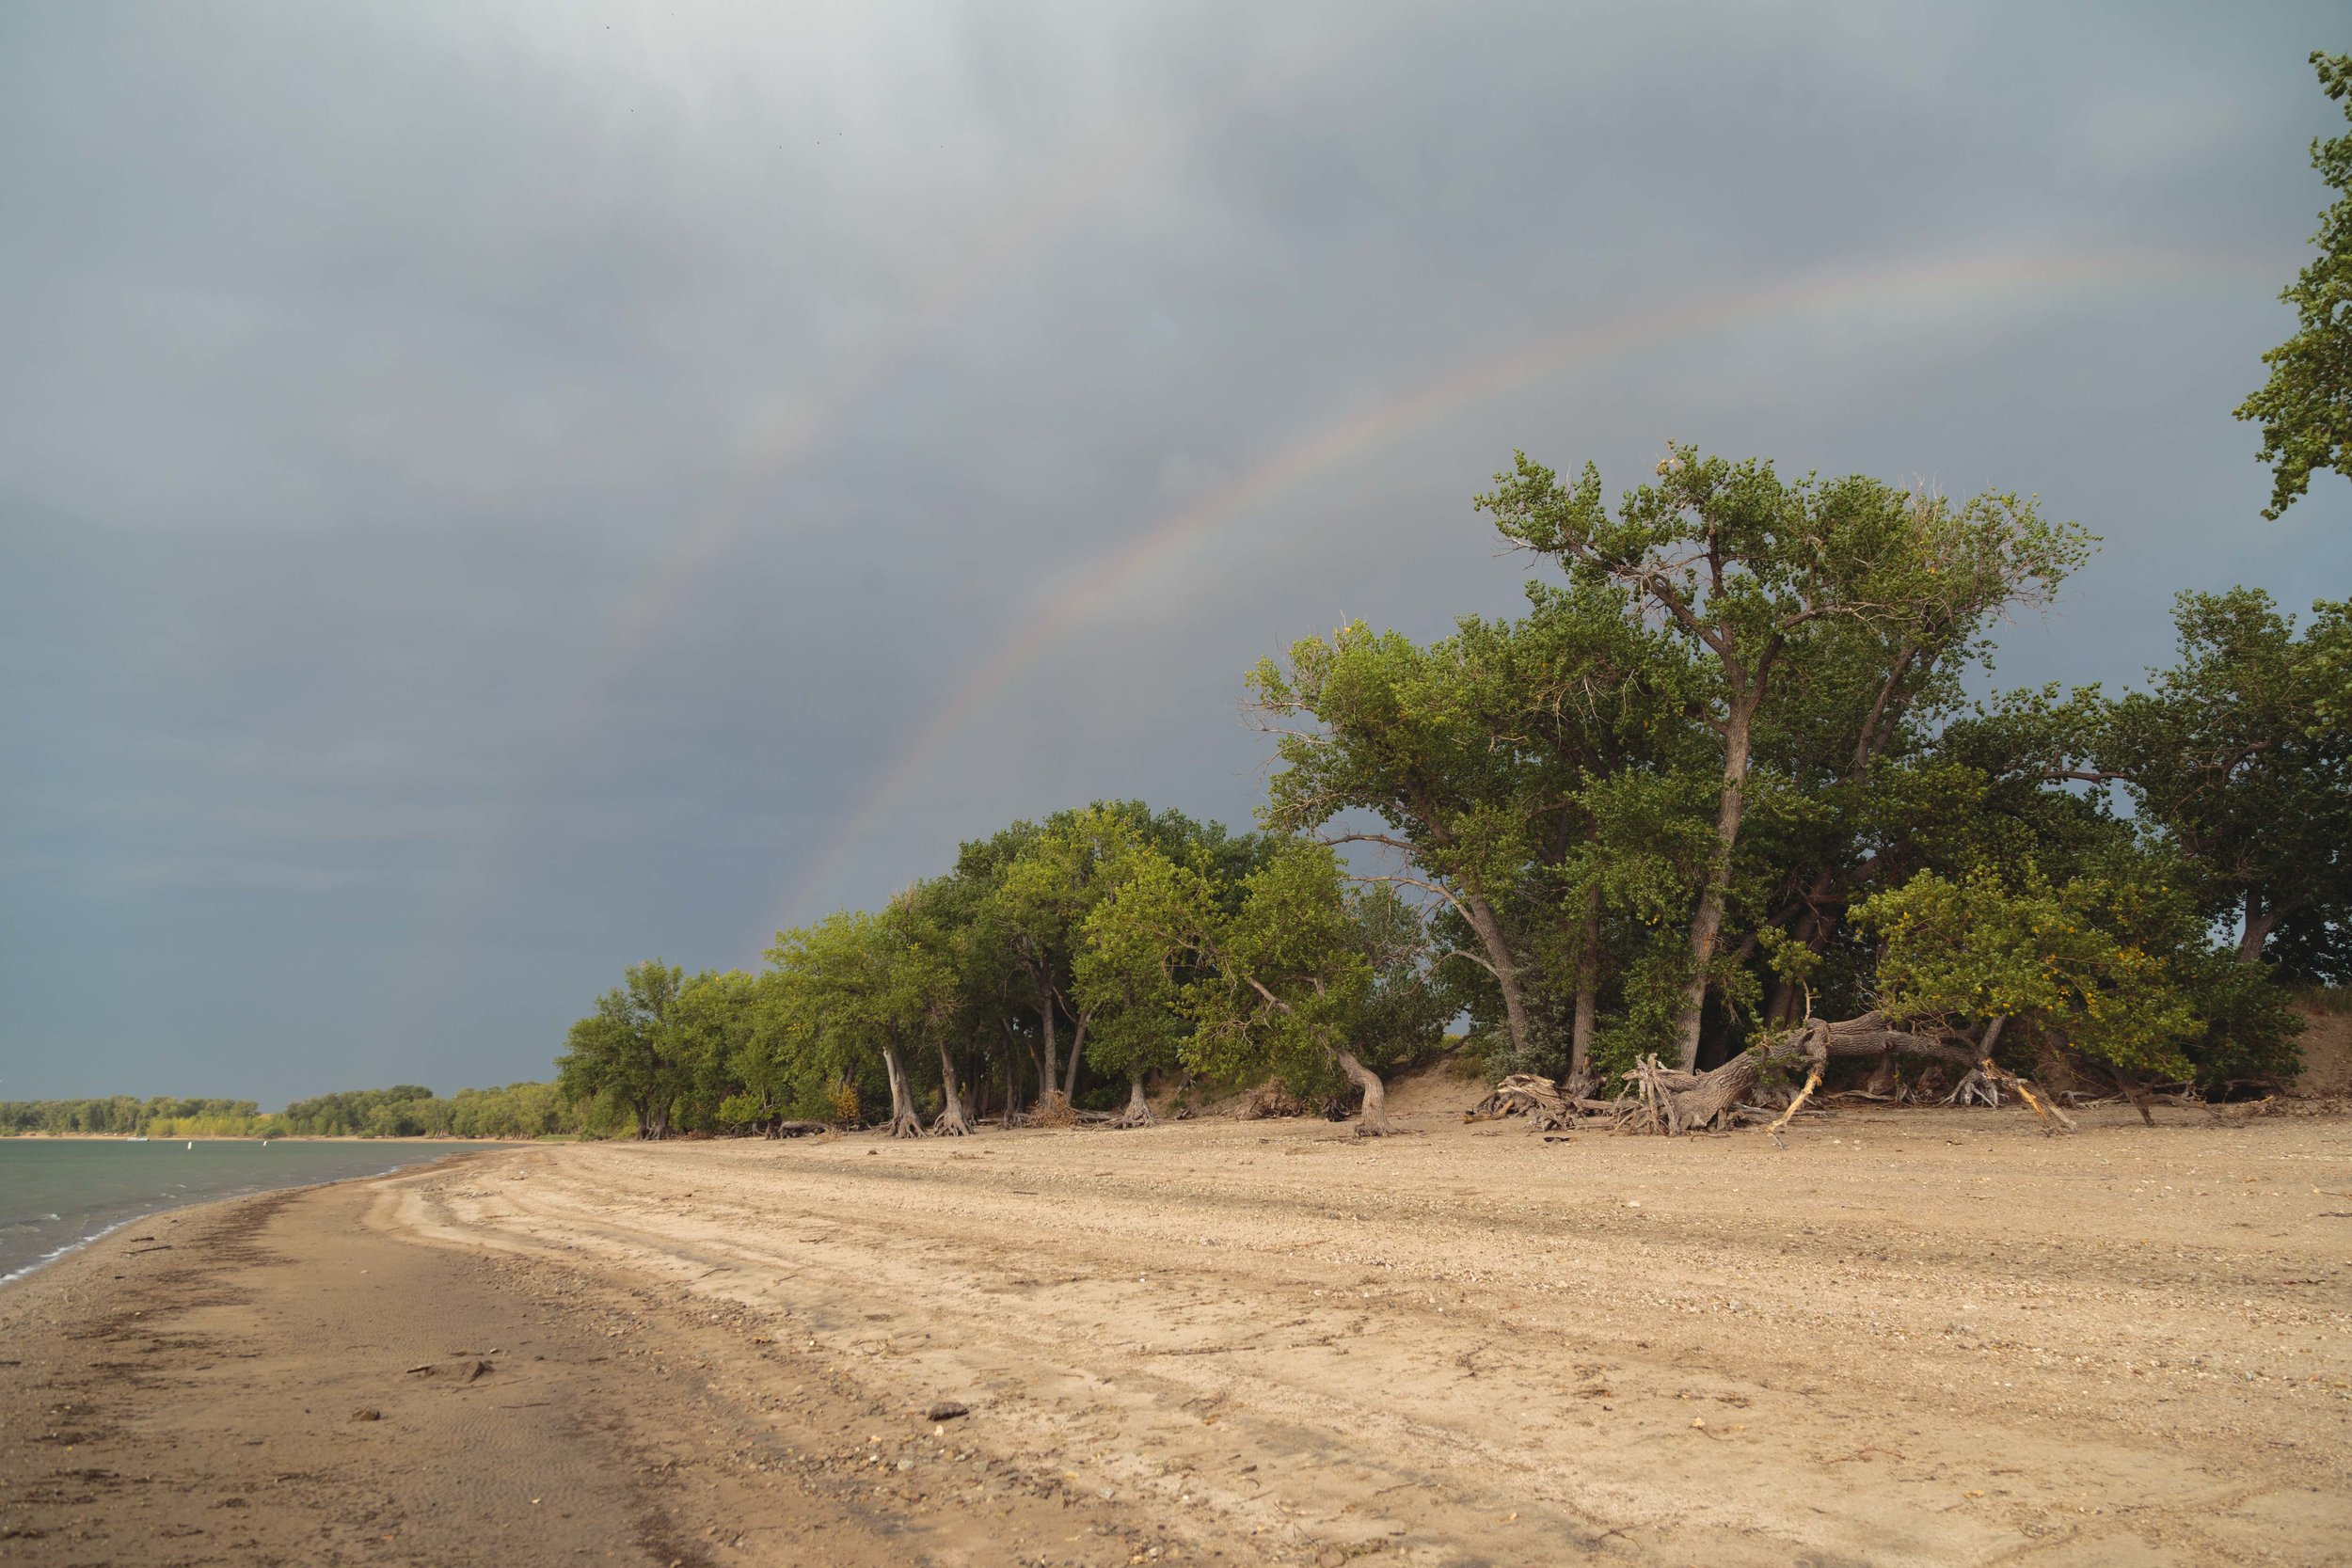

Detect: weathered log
[1467, 1073, 1574, 1131]
[764, 1120, 832, 1139]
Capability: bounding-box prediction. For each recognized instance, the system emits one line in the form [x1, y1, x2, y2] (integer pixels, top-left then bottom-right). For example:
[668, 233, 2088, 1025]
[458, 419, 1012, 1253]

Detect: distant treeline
[1, 1082, 589, 1139]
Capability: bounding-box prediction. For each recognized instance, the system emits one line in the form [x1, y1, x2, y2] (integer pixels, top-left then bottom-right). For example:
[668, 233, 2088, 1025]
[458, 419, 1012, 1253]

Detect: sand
[4, 1090, 2348, 1566]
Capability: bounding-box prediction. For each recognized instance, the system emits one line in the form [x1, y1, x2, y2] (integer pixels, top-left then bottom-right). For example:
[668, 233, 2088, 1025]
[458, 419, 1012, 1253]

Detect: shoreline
[0, 1159, 1173, 1567]
[5, 1102, 2347, 1564]
[5, 1132, 558, 1142]
[0, 1140, 536, 1289]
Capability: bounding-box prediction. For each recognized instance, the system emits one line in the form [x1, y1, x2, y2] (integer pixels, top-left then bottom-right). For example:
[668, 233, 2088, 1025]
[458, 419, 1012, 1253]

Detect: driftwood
[1466, 1074, 1574, 1131]
[1613, 1012, 2075, 1140]
[765, 1119, 832, 1139]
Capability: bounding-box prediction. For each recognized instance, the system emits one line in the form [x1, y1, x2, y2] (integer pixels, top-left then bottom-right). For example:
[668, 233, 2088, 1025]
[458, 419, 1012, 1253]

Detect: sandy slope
[366, 1096, 2352, 1567]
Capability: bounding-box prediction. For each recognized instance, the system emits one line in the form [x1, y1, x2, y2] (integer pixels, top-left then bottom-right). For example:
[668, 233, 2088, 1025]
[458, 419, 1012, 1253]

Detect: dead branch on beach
[1562, 1020, 2079, 1142]
[1465, 1074, 1575, 1131]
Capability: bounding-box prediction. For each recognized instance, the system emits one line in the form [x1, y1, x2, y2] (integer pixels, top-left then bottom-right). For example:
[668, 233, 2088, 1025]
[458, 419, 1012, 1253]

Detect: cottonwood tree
[1251, 579, 1692, 1083]
[2082, 591, 2352, 974]
[1479, 447, 2086, 1069]
[1074, 842, 1194, 1127]
[1086, 841, 1443, 1134]
[994, 806, 1146, 1110]
[768, 907, 955, 1138]
[555, 959, 691, 1138]
[2239, 52, 2352, 518]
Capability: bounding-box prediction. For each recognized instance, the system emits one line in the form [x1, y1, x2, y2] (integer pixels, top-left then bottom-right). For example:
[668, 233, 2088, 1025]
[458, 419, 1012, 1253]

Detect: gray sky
[3, 2, 2346, 1101]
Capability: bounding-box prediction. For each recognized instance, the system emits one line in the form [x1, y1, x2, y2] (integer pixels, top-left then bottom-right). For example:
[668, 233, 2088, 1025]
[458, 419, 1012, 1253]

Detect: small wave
[0, 1215, 135, 1288]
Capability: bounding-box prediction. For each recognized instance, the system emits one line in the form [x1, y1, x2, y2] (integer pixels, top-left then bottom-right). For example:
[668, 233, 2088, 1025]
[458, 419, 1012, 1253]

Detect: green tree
[554, 960, 690, 1138]
[767, 905, 957, 1138]
[1479, 447, 2087, 1069]
[1252, 580, 1700, 1091]
[2238, 52, 2352, 518]
[1086, 840, 1443, 1134]
[2082, 591, 2352, 975]
[1073, 841, 1194, 1127]
[1857, 854, 2301, 1095]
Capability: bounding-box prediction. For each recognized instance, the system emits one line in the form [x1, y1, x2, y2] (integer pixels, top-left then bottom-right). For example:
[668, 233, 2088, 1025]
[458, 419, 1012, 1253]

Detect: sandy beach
[5, 1087, 2349, 1566]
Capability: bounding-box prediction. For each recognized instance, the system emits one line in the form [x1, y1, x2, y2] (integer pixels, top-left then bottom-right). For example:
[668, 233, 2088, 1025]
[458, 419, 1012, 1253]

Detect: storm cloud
[4, 1, 2346, 1098]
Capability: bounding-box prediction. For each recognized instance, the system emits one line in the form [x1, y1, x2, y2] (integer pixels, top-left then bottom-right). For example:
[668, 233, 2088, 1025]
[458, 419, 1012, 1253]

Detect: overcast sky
[3, 2, 2346, 1101]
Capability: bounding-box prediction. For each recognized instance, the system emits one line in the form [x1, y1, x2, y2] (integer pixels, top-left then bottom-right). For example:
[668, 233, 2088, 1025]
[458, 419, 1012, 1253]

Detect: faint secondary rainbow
[397, 129, 1160, 1039]
[767, 244, 2283, 938]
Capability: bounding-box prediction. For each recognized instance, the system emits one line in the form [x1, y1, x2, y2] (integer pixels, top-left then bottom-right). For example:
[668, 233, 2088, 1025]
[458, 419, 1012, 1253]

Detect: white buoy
[186, 1140, 193, 1149]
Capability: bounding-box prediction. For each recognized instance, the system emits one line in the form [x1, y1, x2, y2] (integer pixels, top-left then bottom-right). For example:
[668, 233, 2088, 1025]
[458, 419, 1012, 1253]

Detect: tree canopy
[2239, 52, 2352, 518]
[547, 444, 2333, 1141]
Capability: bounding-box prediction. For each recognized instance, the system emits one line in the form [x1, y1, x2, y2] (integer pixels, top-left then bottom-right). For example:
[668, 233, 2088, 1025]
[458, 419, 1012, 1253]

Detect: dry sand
[4, 1090, 2348, 1566]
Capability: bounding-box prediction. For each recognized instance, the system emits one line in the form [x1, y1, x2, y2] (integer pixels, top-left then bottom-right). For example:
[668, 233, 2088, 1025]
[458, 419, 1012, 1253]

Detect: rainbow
[395, 130, 1157, 1032]
[764, 245, 2284, 939]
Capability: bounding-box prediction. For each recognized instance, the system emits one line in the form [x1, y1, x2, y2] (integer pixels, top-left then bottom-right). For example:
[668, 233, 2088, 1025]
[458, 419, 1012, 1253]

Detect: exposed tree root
[1111, 1074, 1157, 1130]
[932, 1043, 975, 1136]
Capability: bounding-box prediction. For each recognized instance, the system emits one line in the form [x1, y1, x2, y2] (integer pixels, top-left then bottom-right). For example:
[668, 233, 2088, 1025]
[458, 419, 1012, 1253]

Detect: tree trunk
[1335, 1049, 1390, 1136]
[933, 1040, 974, 1135]
[1000, 1018, 1023, 1124]
[1674, 698, 1756, 1070]
[1036, 990, 1060, 1110]
[881, 1045, 922, 1139]
[1112, 1071, 1156, 1129]
[2238, 889, 2280, 964]
[1062, 1013, 1087, 1101]
[2113, 1067, 2157, 1127]
[1568, 884, 1600, 1098]
[1463, 892, 1534, 1060]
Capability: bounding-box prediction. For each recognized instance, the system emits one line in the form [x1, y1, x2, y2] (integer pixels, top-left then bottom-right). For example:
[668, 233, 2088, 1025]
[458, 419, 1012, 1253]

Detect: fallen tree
[1607, 1011, 2075, 1139]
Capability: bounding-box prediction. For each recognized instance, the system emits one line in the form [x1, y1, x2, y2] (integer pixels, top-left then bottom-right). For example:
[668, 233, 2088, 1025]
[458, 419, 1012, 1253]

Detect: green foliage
[1082, 839, 1446, 1098]
[2088, 591, 2352, 979]
[1476, 445, 2090, 1067]
[2238, 53, 2352, 517]
[555, 960, 695, 1138]
[1857, 857, 2300, 1085]
[541, 452, 2329, 1120]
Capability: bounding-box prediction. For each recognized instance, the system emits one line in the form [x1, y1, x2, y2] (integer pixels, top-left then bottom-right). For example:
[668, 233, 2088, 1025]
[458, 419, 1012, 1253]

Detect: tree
[1479, 447, 2087, 1069]
[1251, 622, 1550, 1062]
[1857, 854, 2302, 1101]
[993, 806, 1145, 1110]
[1074, 841, 1195, 1127]
[2238, 52, 2352, 518]
[1087, 840, 1444, 1135]
[2083, 591, 2352, 975]
[554, 960, 690, 1138]
[1251, 583, 1690, 1082]
[767, 906, 956, 1138]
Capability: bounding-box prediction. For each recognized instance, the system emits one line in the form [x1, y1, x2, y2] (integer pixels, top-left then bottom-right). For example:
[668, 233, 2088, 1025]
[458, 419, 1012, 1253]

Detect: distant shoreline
[5, 1131, 563, 1142]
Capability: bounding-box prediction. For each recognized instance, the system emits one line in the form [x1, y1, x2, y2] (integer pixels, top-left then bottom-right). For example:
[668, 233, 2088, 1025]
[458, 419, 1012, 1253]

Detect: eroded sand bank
[6, 1098, 2349, 1565]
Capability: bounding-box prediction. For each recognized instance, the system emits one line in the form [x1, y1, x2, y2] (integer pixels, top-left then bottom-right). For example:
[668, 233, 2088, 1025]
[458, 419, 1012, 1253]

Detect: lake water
[0, 1139, 513, 1284]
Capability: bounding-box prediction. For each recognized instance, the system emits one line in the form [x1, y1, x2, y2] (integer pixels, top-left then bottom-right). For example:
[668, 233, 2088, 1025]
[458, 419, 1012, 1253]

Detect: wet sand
[5, 1091, 2349, 1565]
